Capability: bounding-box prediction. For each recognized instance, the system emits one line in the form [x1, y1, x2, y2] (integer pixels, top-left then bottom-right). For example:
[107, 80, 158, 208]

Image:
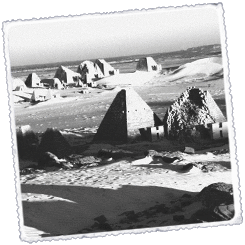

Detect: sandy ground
[14, 57, 232, 241]
[20, 150, 232, 240]
[13, 72, 226, 133]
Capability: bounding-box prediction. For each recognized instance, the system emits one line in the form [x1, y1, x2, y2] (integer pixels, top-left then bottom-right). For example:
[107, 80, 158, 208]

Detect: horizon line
[11, 43, 221, 69]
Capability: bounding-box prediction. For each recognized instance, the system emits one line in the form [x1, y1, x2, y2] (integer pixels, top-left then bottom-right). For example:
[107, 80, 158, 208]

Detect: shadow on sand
[21, 183, 197, 237]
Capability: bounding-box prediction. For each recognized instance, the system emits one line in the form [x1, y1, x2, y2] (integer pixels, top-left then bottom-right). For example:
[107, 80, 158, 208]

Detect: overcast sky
[7, 5, 222, 66]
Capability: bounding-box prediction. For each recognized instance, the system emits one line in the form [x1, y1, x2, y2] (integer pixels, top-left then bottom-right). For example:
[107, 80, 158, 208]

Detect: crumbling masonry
[163, 87, 226, 139]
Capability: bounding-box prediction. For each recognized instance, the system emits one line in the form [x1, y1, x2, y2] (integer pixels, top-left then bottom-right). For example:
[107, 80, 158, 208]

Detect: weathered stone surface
[213, 204, 234, 220]
[197, 182, 233, 208]
[182, 183, 235, 223]
[93, 88, 162, 143]
[163, 87, 226, 140]
[191, 203, 234, 222]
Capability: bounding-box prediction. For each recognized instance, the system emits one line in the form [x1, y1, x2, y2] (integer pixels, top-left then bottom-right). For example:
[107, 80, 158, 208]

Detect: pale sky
[7, 5, 222, 66]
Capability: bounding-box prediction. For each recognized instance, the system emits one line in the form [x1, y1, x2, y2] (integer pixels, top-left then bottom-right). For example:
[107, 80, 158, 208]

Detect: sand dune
[95, 56, 224, 88]
[97, 71, 158, 87]
[163, 57, 223, 82]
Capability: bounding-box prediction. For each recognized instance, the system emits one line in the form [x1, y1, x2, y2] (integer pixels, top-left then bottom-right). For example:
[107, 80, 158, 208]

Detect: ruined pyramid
[163, 87, 226, 138]
[93, 88, 162, 143]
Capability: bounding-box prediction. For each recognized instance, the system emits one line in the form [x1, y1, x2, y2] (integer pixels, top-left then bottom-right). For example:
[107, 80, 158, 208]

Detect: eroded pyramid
[163, 87, 226, 138]
[93, 88, 162, 143]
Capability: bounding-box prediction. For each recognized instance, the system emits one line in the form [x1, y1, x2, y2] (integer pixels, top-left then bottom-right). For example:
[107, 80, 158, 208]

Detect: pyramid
[37, 128, 72, 159]
[136, 57, 162, 72]
[93, 88, 162, 143]
[25, 73, 42, 88]
[163, 87, 226, 138]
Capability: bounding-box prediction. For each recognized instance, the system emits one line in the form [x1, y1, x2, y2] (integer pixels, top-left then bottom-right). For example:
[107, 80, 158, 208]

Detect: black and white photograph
[1, 1, 243, 243]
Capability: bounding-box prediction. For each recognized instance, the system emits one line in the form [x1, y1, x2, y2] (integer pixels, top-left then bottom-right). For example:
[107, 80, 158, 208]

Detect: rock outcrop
[190, 182, 234, 222]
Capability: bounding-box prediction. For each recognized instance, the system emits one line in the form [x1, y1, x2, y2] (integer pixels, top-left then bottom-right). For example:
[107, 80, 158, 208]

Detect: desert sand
[20, 149, 232, 240]
[14, 56, 233, 241]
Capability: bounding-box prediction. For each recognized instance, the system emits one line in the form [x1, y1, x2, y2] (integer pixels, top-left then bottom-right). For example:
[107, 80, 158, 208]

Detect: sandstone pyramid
[77, 60, 104, 81]
[93, 88, 162, 143]
[95, 59, 118, 77]
[136, 57, 162, 72]
[25, 73, 42, 88]
[163, 87, 226, 138]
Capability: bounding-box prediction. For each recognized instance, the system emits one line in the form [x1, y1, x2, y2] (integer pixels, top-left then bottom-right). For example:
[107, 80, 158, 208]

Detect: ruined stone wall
[163, 87, 224, 139]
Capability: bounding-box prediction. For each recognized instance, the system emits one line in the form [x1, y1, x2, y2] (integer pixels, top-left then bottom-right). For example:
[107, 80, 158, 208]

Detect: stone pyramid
[163, 87, 226, 138]
[37, 128, 72, 159]
[93, 88, 162, 143]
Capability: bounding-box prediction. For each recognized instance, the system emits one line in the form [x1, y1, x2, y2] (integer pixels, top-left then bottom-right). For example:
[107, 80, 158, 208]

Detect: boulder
[184, 146, 195, 154]
[38, 152, 61, 168]
[190, 182, 234, 223]
[197, 182, 233, 208]
[213, 204, 234, 220]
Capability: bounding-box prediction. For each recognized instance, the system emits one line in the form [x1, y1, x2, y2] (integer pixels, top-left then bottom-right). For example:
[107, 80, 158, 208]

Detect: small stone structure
[139, 125, 165, 142]
[12, 77, 26, 91]
[87, 81, 97, 88]
[208, 122, 228, 140]
[80, 89, 89, 94]
[95, 59, 119, 77]
[40, 78, 64, 89]
[93, 88, 162, 143]
[77, 60, 104, 81]
[136, 57, 162, 72]
[31, 89, 52, 102]
[54, 65, 81, 84]
[25, 73, 43, 88]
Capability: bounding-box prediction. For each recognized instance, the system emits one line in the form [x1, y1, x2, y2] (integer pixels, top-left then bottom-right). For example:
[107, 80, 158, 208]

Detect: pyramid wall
[163, 87, 226, 138]
[93, 90, 127, 143]
[136, 57, 160, 72]
[25, 73, 41, 88]
[125, 89, 159, 136]
[95, 59, 115, 77]
[205, 91, 226, 122]
[93, 88, 162, 143]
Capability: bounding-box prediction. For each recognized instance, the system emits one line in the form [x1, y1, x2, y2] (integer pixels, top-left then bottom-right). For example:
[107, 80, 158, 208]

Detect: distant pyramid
[93, 88, 162, 143]
[163, 87, 226, 138]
